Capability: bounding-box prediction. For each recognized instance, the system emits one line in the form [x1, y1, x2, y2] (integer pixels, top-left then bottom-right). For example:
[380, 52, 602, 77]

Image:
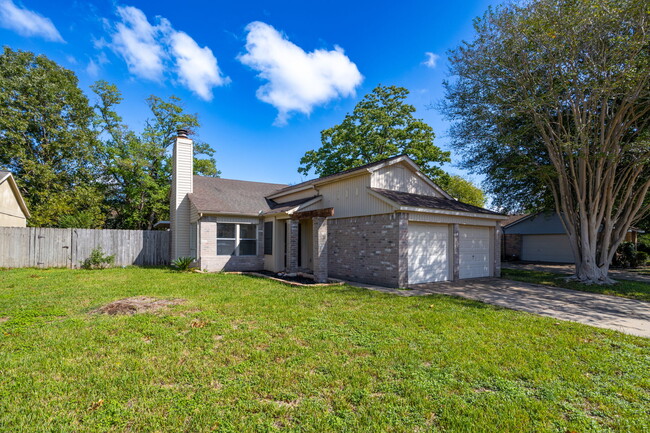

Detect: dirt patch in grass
[0, 317, 9, 323]
[92, 297, 186, 315]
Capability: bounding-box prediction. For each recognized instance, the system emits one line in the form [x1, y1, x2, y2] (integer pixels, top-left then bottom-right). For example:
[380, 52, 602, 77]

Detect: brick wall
[503, 233, 522, 260]
[328, 213, 405, 287]
[198, 216, 264, 272]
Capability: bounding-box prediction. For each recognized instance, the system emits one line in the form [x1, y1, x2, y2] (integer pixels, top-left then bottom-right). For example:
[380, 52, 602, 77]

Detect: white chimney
[170, 129, 193, 260]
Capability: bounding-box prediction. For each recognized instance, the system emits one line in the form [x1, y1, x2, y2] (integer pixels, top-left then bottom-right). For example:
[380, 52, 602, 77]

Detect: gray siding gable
[503, 212, 567, 235]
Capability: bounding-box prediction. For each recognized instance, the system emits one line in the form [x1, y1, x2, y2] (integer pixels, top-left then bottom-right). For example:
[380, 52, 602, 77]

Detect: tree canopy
[93, 81, 219, 230]
[0, 48, 219, 229]
[0, 47, 104, 227]
[299, 85, 451, 181]
[442, 0, 650, 283]
[298, 85, 486, 206]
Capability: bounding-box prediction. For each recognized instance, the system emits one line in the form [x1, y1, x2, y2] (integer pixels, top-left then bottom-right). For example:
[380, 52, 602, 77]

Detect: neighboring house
[0, 171, 30, 227]
[170, 131, 507, 288]
[502, 212, 643, 263]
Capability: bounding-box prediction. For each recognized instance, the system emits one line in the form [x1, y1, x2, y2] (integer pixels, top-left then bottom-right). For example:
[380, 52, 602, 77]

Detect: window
[264, 221, 273, 255]
[217, 223, 257, 256]
[239, 224, 257, 256]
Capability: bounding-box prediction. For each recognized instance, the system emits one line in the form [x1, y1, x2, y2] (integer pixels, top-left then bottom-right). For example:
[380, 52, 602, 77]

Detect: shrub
[637, 234, 650, 254]
[635, 251, 649, 267]
[171, 257, 196, 272]
[613, 242, 649, 268]
[81, 247, 115, 270]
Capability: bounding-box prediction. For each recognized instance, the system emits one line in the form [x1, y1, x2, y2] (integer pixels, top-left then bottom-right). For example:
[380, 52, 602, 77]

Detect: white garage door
[459, 226, 491, 279]
[521, 234, 575, 263]
[408, 223, 449, 284]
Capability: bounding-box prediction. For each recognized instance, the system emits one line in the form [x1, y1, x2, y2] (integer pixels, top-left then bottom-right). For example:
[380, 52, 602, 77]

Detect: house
[170, 131, 507, 287]
[501, 212, 643, 263]
[0, 171, 30, 227]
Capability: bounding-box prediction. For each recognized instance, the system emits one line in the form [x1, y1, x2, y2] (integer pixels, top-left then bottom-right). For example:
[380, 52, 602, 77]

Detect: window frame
[216, 223, 258, 256]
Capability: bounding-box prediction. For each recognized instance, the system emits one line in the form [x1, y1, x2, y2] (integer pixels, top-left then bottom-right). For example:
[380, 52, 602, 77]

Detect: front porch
[283, 208, 334, 283]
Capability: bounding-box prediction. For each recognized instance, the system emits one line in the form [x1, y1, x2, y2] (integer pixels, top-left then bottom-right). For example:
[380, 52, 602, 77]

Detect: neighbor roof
[189, 176, 287, 215]
[501, 214, 530, 228]
[370, 188, 503, 216]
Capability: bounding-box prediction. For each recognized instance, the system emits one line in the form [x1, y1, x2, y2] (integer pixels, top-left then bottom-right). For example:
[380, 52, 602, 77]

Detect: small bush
[171, 257, 196, 272]
[81, 247, 115, 270]
[635, 251, 649, 267]
[637, 234, 650, 254]
[613, 242, 649, 268]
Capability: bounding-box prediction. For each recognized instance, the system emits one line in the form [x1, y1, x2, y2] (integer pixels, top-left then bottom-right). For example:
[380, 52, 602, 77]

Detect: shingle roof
[0, 170, 10, 182]
[189, 176, 288, 215]
[370, 188, 503, 216]
[501, 214, 530, 227]
[262, 196, 320, 215]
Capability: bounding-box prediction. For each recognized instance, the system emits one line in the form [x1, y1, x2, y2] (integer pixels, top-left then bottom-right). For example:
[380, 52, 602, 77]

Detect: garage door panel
[459, 226, 491, 279]
[521, 234, 574, 263]
[408, 223, 449, 284]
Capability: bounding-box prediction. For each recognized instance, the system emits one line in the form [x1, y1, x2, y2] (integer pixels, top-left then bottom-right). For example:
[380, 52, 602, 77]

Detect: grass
[502, 268, 650, 302]
[1, 267, 649, 432]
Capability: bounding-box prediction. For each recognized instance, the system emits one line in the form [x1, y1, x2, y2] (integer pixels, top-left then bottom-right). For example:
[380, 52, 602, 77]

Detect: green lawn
[1, 268, 649, 432]
[502, 268, 650, 302]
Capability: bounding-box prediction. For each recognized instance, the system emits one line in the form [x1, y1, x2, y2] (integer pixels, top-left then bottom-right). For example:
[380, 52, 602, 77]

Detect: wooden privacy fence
[0, 227, 170, 268]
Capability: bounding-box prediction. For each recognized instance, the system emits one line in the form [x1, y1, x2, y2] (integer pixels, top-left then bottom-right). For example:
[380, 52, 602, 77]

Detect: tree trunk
[573, 256, 615, 285]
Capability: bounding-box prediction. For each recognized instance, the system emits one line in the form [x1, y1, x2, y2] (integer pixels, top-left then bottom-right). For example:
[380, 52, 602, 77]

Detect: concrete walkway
[357, 278, 650, 338]
[502, 262, 650, 284]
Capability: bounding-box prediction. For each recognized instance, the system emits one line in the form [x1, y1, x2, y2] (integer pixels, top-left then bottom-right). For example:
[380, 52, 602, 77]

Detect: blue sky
[0, 0, 496, 186]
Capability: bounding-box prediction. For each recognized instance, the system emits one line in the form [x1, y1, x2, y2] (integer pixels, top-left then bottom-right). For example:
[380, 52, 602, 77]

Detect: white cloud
[111, 6, 165, 81]
[238, 21, 363, 125]
[423, 52, 440, 69]
[86, 58, 100, 77]
[107, 5, 228, 100]
[86, 52, 108, 78]
[168, 30, 230, 100]
[0, 0, 64, 42]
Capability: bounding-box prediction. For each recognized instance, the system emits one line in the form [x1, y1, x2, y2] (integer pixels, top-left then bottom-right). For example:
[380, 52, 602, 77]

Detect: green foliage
[614, 243, 649, 269]
[171, 256, 196, 272]
[80, 247, 115, 270]
[441, 0, 650, 216]
[0, 47, 104, 227]
[638, 234, 650, 254]
[438, 175, 486, 207]
[92, 81, 219, 229]
[299, 85, 451, 180]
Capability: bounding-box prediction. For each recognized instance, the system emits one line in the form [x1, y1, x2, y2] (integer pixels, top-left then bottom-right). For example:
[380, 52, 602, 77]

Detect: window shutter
[264, 221, 273, 255]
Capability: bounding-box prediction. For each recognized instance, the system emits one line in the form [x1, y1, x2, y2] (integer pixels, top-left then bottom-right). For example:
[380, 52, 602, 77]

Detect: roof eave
[400, 206, 509, 220]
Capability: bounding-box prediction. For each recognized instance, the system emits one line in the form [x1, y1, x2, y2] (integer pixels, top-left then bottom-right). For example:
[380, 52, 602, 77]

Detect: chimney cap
[177, 129, 189, 138]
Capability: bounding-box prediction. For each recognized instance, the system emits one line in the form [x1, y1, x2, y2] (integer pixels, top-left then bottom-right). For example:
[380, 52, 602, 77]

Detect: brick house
[170, 131, 507, 287]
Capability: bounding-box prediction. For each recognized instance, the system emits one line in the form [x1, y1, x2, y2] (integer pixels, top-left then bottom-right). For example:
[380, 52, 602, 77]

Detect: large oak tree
[299, 84, 486, 206]
[442, 0, 650, 283]
[0, 47, 104, 227]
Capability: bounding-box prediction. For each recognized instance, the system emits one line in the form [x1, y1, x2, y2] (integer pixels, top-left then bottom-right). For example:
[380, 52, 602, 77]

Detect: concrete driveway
[502, 262, 650, 283]
[362, 278, 650, 338]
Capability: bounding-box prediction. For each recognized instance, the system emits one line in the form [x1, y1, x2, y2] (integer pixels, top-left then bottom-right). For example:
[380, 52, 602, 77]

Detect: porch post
[312, 217, 328, 283]
[494, 225, 502, 277]
[452, 223, 460, 281]
[287, 219, 299, 273]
